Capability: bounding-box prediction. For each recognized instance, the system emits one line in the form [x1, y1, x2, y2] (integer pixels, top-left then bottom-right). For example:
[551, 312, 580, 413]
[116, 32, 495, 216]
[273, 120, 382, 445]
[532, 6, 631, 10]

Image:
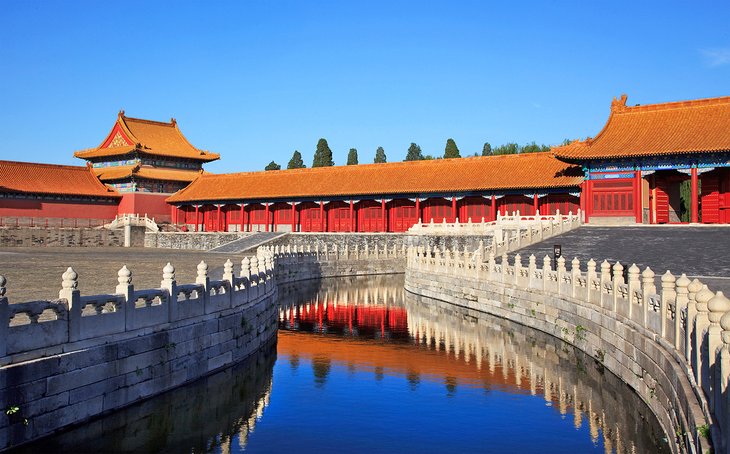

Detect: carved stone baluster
[0, 275, 6, 357]
[60, 267, 81, 341]
[571, 258, 581, 298]
[695, 285, 714, 388]
[687, 279, 703, 364]
[660, 271, 676, 339]
[708, 291, 730, 412]
[675, 274, 691, 353]
[612, 262, 624, 313]
[627, 264, 640, 319]
[641, 267, 656, 327]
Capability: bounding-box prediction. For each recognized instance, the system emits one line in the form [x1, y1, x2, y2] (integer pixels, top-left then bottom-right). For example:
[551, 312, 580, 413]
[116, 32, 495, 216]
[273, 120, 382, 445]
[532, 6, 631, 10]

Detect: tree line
[264, 138, 570, 170]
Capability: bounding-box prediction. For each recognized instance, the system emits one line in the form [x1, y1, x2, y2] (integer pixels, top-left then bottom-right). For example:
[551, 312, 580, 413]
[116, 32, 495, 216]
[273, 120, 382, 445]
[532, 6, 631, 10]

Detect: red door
[358, 202, 383, 232]
[654, 177, 670, 224]
[389, 200, 417, 232]
[701, 174, 720, 224]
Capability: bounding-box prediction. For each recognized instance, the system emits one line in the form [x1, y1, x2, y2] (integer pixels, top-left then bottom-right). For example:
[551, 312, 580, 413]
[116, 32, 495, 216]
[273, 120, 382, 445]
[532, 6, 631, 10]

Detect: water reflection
[11, 341, 276, 454]
[278, 275, 668, 454]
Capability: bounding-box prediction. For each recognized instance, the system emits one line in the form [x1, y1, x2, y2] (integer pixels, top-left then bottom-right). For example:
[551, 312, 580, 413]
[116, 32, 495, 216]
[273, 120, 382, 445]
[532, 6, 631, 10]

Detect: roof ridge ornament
[611, 94, 628, 113]
[118, 109, 125, 117]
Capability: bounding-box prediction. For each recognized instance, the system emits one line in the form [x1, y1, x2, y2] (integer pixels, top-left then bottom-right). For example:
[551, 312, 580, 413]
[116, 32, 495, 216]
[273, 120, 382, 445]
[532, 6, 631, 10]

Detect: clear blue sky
[1, 1, 728, 173]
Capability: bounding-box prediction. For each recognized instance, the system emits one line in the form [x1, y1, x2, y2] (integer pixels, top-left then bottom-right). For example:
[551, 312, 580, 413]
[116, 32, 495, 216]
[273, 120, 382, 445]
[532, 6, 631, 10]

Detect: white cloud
[701, 48, 730, 67]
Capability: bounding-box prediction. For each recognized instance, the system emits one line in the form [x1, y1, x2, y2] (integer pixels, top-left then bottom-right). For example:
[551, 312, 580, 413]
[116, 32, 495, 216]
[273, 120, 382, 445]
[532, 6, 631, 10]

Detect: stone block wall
[0, 253, 278, 451]
[0, 227, 127, 247]
[404, 252, 714, 454]
[145, 232, 250, 249]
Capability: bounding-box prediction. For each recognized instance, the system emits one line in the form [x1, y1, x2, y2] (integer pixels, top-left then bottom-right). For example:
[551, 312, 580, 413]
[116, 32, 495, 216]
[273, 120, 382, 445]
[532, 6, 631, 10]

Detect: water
[15, 275, 669, 453]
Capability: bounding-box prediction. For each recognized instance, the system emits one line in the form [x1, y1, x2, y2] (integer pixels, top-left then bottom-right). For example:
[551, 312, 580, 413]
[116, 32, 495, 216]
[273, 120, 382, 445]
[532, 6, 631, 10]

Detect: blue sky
[1, 1, 728, 173]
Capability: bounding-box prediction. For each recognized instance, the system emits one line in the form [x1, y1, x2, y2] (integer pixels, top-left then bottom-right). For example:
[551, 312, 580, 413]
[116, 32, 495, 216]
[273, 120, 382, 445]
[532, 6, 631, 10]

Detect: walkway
[514, 226, 730, 293]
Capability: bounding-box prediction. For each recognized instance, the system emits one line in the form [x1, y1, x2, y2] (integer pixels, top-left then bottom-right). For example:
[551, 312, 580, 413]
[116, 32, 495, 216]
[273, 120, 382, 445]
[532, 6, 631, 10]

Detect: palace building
[1, 94, 728, 230]
[73, 111, 219, 222]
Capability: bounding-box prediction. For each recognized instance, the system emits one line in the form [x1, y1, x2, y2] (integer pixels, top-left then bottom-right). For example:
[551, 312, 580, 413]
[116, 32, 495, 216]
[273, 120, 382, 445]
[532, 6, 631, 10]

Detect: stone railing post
[249, 256, 259, 295]
[223, 259, 235, 306]
[720, 311, 730, 440]
[570, 257, 581, 297]
[556, 256, 566, 295]
[627, 264, 640, 319]
[611, 262, 624, 312]
[197, 261, 210, 306]
[585, 259, 597, 302]
[161, 263, 178, 321]
[514, 254, 522, 287]
[687, 279, 703, 364]
[59, 267, 81, 342]
[542, 255, 551, 291]
[675, 274, 690, 353]
[642, 267, 656, 327]
[487, 252, 496, 280]
[240, 257, 251, 297]
[116, 265, 135, 330]
[708, 291, 730, 413]
[661, 271, 676, 339]
[599, 260, 611, 309]
[695, 285, 714, 388]
[0, 275, 8, 358]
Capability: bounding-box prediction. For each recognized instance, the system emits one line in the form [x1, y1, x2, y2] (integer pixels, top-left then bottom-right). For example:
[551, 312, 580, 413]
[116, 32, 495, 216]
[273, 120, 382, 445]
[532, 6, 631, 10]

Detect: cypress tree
[347, 148, 359, 165]
[482, 142, 492, 156]
[374, 146, 387, 163]
[312, 138, 334, 167]
[444, 138, 461, 158]
[405, 143, 424, 161]
[287, 150, 306, 169]
[264, 161, 281, 171]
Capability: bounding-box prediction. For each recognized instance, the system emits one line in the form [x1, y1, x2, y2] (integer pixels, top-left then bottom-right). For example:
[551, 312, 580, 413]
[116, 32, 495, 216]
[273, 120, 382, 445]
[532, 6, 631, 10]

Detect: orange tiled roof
[167, 152, 583, 203]
[93, 165, 203, 183]
[74, 112, 220, 162]
[0, 160, 120, 198]
[553, 94, 730, 161]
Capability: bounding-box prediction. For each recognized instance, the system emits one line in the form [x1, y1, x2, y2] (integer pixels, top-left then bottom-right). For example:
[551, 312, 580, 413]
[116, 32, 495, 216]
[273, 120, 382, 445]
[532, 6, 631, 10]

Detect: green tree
[444, 138, 461, 159]
[312, 138, 334, 167]
[521, 141, 542, 153]
[347, 148, 359, 165]
[374, 146, 387, 163]
[493, 143, 519, 155]
[287, 150, 306, 169]
[482, 142, 492, 156]
[264, 161, 281, 171]
[405, 142, 424, 161]
[560, 138, 573, 146]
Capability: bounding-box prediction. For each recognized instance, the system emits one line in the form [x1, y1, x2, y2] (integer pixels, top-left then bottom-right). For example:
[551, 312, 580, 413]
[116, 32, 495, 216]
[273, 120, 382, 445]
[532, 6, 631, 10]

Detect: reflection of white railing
[407, 245, 727, 454]
[0, 249, 275, 361]
[105, 213, 159, 232]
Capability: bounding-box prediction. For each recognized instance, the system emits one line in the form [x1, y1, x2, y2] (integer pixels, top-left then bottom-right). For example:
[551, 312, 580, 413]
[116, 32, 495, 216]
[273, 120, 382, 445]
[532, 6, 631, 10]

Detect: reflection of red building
[281, 301, 409, 337]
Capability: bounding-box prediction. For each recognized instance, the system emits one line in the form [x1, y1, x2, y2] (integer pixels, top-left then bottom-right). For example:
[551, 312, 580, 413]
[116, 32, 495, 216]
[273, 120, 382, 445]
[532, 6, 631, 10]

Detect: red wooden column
[415, 198, 421, 222]
[216, 204, 222, 232]
[533, 194, 539, 215]
[291, 203, 297, 232]
[240, 204, 245, 232]
[451, 197, 457, 222]
[634, 170, 642, 223]
[319, 201, 325, 232]
[584, 174, 592, 224]
[490, 196, 497, 221]
[194, 205, 200, 232]
[171, 205, 177, 225]
[265, 203, 270, 232]
[691, 167, 699, 223]
[349, 201, 354, 232]
[381, 199, 386, 232]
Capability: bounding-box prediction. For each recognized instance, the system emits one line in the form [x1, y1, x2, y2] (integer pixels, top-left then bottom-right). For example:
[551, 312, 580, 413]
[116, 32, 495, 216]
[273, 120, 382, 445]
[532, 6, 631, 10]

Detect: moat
[14, 275, 668, 453]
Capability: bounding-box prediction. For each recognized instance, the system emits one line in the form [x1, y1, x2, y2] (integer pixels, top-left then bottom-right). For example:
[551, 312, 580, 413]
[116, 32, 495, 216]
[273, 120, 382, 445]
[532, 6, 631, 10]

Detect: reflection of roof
[277, 331, 536, 392]
[0, 160, 120, 198]
[93, 165, 203, 183]
[553, 94, 730, 161]
[168, 152, 583, 203]
[74, 112, 219, 162]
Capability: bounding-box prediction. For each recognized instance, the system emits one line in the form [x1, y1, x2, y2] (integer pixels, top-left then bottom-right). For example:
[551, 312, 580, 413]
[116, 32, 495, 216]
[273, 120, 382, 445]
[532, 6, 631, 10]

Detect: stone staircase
[208, 232, 288, 253]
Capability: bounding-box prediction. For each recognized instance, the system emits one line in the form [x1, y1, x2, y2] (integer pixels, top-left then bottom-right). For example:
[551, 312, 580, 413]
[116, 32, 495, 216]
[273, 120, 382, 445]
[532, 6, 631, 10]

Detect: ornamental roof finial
[118, 109, 125, 117]
[611, 94, 628, 112]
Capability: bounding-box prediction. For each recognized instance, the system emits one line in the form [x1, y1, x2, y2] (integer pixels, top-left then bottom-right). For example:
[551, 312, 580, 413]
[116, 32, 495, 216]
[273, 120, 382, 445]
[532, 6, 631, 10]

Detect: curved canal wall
[403, 247, 729, 454]
[0, 252, 278, 451]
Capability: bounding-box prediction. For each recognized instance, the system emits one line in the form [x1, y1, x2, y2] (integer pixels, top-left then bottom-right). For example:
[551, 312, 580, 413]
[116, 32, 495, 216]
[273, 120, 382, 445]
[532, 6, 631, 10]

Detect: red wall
[118, 193, 171, 222]
[0, 197, 118, 220]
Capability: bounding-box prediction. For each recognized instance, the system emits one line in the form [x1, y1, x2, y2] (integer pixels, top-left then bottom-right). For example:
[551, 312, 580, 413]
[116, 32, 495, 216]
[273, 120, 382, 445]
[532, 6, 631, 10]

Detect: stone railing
[0, 249, 279, 450]
[407, 209, 581, 235]
[105, 213, 160, 232]
[406, 246, 730, 453]
[0, 251, 274, 363]
[0, 217, 110, 228]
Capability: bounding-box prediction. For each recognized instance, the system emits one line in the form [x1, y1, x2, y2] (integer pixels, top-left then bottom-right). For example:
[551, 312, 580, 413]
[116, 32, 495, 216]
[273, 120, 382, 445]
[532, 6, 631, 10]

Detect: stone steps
[208, 232, 288, 253]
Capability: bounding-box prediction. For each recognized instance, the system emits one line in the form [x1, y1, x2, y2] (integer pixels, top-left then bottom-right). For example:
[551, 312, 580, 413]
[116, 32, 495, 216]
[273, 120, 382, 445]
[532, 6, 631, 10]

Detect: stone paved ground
[0, 247, 252, 303]
[514, 226, 730, 294]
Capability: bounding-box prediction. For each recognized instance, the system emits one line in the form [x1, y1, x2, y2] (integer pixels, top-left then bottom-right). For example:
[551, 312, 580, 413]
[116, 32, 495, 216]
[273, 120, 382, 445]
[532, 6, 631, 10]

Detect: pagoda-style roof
[93, 165, 203, 183]
[553, 94, 730, 162]
[74, 112, 219, 163]
[167, 152, 583, 203]
[0, 160, 120, 198]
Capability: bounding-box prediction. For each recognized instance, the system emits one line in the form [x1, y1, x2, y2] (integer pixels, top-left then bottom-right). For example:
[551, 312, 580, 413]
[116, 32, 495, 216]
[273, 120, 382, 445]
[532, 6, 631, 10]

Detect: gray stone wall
[0, 287, 277, 451]
[0, 227, 127, 247]
[145, 232, 250, 250]
[404, 268, 707, 454]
